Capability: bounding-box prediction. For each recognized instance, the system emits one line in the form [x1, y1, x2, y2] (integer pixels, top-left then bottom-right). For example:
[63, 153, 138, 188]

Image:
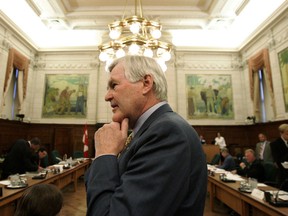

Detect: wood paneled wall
[0, 119, 102, 160]
[0, 119, 287, 160]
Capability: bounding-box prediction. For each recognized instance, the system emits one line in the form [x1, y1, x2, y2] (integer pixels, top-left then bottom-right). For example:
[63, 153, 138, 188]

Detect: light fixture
[98, 0, 172, 72]
[246, 116, 256, 124]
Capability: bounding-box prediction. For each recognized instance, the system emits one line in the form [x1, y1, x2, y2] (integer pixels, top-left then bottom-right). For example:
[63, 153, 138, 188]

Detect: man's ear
[142, 74, 153, 94]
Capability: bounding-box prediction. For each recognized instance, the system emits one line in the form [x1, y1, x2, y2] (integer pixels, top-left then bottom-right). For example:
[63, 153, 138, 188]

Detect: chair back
[73, 151, 84, 159]
[51, 150, 62, 165]
[210, 153, 221, 165]
[263, 162, 278, 182]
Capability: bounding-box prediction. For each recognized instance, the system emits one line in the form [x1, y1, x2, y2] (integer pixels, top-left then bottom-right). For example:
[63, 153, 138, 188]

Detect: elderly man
[237, 149, 265, 182]
[85, 56, 207, 216]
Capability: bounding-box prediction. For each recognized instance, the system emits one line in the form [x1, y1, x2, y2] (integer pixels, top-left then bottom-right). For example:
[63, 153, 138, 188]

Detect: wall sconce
[246, 116, 256, 124]
[16, 114, 25, 122]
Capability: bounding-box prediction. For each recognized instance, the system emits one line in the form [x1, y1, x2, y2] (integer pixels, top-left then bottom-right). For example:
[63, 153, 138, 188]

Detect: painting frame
[278, 47, 288, 112]
[42, 74, 89, 118]
[186, 74, 234, 119]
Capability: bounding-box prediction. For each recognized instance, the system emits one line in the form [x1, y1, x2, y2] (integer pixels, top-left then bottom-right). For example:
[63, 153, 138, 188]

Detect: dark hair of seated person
[14, 184, 63, 216]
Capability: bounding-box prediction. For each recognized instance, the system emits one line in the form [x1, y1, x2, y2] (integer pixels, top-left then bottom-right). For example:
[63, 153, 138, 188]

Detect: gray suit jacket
[255, 141, 273, 162]
[85, 104, 207, 216]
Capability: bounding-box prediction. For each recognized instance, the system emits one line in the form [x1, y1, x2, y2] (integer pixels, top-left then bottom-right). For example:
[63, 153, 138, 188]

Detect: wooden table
[208, 173, 288, 216]
[0, 159, 91, 215]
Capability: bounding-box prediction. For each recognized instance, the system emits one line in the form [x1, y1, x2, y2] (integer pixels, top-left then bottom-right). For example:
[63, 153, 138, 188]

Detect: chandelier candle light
[98, 0, 172, 72]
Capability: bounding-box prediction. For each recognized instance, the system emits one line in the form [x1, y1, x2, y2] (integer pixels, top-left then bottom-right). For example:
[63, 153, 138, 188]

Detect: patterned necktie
[118, 133, 133, 158]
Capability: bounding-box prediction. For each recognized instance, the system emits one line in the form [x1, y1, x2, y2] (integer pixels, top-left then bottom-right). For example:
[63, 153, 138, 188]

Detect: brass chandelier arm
[98, 0, 172, 72]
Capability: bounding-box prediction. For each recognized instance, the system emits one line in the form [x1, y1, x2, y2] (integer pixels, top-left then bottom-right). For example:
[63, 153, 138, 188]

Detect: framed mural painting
[186, 74, 234, 119]
[42, 74, 89, 118]
[278, 47, 288, 112]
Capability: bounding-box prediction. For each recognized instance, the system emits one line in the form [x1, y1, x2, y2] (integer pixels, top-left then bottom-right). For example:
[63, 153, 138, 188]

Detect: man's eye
[112, 83, 117, 89]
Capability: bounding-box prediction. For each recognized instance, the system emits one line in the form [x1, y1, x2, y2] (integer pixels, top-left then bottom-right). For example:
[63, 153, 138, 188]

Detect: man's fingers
[121, 118, 129, 138]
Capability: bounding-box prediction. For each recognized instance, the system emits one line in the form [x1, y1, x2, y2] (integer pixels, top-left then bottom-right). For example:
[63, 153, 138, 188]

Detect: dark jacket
[2, 139, 38, 179]
[270, 137, 288, 186]
[218, 154, 236, 171]
[237, 159, 265, 182]
[85, 104, 207, 216]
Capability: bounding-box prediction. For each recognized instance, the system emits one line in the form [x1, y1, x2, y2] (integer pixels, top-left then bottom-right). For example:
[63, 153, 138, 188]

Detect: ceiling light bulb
[129, 44, 140, 54]
[116, 49, 125, 58]
[143, 48, 153, 57]
[109, 29, 121, 39]
[99, 52, 109, 62]
[156, 48, 165, 57]
[156, 58, 167, 72]
[161, 52, 171, 61]
[151, 29, 161, 39]
[105, 58, 114, 72]
[130, 22, 141, 34]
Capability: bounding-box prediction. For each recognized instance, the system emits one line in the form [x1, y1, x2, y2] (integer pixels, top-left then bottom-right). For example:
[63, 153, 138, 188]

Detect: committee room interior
[0, 0, 288, 215]
[0, 0, 288, 170]
[0, 0, 287, 157]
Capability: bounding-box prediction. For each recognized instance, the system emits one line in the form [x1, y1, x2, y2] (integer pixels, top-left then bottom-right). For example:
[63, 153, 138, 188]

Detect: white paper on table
[225, 173, 244, 181]
[278, 191, 288, 201]
[0, 180, 11, 185]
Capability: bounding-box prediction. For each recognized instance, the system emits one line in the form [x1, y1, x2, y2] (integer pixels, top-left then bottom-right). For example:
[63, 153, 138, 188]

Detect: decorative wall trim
[32, 62, 99, 70]
[1, 39, 11, 50]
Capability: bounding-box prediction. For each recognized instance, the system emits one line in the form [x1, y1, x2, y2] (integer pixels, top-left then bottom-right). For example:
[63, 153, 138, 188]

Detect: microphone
[267, 179, 288, 207]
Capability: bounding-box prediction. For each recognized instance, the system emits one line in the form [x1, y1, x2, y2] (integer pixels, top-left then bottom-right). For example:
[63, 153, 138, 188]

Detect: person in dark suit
[2, 137, 42, 179]
[270, 124, 288, 190]
[255, 133, 273, 163]
[236, 149, 265, 182]
[216, 148, 236, 171]
[85, 55, 207, 216]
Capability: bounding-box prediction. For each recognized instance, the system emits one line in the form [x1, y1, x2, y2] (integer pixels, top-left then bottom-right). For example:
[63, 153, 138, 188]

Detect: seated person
[14, 184, 63, 216]
[216, 148, 236, 171]
[235, 149, 265, 182]
[36, 147, 49, 168]
[2, 138, 43, 179]
[199, 135, 206, 144]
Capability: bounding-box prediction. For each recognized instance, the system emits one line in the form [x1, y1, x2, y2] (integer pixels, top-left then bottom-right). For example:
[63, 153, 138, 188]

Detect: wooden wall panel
[0, 119, 287, 160]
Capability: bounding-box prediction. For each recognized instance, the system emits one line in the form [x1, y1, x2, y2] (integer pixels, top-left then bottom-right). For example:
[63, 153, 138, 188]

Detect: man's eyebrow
[106, 79, 114, 89]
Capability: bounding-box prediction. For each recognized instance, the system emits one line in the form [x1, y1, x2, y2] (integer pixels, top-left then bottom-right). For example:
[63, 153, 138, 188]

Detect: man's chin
[112, 115, 125, 123]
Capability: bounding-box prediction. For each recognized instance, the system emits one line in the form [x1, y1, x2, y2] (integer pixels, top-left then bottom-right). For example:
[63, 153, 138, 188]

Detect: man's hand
[239, 162, 246, 169]
[94, 118, 129, 158]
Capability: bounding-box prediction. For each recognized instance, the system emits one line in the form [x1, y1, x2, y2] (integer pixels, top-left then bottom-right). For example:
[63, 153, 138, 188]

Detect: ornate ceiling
[0, 0, 286, 50]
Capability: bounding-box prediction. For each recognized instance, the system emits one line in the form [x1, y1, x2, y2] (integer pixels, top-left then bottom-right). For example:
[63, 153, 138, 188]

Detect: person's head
[217, 132, 221, 137]
[14, 184, 63, 216]
[30, 137, 41, 151]
[105, 55, 168, 128]
[38, 147, 48, 159]
[258, 133, 267, 142]
[220, 148, 229, 158]
[244, 149, 256, 163]
[279, 124, 288, 141]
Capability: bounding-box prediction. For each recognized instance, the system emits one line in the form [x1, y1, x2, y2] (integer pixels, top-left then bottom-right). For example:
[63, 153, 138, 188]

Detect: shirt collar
[281, 136, 288, 146]
[133, 101, 167, 136]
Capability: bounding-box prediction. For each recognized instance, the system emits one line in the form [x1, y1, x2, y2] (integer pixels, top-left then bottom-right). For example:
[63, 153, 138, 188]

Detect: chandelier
[98, 0, 172, 72]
